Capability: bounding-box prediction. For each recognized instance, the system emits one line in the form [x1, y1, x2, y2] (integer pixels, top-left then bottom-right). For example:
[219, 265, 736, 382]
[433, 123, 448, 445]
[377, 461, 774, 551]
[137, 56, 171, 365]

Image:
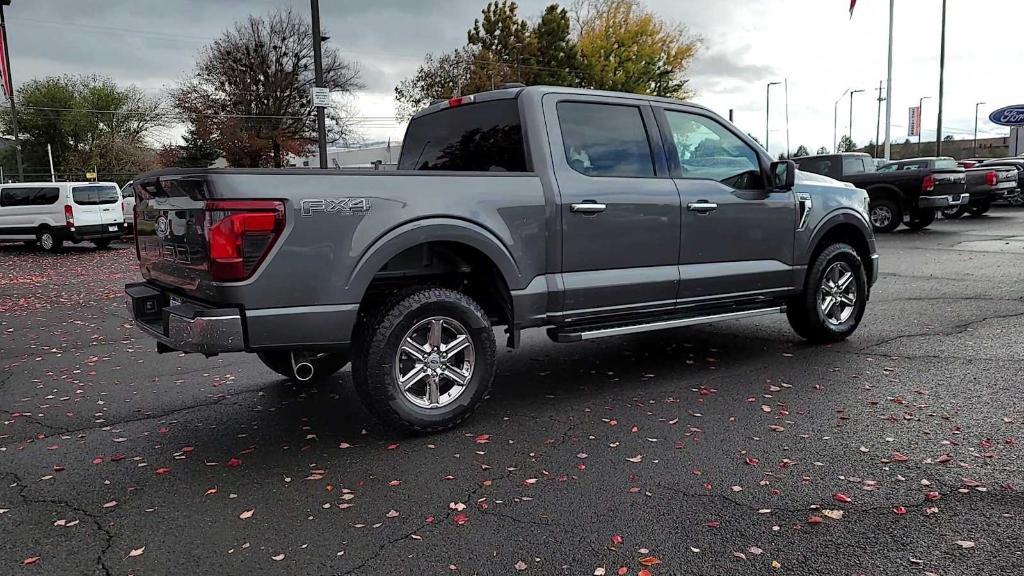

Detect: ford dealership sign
[989, 105, 1024, 127]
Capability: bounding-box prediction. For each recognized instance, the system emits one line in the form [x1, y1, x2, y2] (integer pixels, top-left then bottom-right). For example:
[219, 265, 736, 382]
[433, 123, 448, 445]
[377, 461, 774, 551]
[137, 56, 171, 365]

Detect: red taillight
[986, 171, 998, 187]
[64, 204, 74, 226]
[446, 95, 475, 108]
[205, 200, 284, 282]
[922, 175, 935, 192]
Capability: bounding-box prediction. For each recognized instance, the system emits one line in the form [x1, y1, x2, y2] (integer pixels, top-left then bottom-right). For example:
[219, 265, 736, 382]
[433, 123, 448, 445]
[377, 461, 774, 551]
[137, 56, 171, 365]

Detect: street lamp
[918, 96, 932, 155]
[847, 89, 864, 151]
[834, 88, 851, 153]
[973, 102, 986, 157]
[766, 81, 781, 153]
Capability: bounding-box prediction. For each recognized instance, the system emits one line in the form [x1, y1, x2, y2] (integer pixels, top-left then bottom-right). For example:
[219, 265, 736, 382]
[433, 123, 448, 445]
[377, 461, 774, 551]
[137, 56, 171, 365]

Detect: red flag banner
[0, 24, 10, 99]
[850, 0, 857, 18]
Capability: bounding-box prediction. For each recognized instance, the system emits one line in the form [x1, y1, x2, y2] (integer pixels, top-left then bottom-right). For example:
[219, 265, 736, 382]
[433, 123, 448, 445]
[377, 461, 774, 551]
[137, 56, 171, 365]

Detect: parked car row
[0, 182, 128, 251]
[796, 153, 1022, 232]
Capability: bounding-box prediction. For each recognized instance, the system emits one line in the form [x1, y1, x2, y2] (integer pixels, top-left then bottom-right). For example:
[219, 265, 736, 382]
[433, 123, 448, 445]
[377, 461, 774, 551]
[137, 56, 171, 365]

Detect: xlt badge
[300, 198, 370, 216]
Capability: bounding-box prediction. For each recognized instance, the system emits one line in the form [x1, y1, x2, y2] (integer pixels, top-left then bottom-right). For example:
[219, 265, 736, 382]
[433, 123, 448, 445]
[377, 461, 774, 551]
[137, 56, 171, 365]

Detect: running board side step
[550, 306, 786, 343]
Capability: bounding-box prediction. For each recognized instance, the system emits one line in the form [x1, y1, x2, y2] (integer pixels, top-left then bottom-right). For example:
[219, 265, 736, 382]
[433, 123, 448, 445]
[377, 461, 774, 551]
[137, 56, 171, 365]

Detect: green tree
[575, 0, 700, 98]
[468, 0, 530, 85]
[837, 135, 857, 152]
[816, 146, 829, 155]
[525, 5, 580, 86]
[794, 144, 810, 157]
[178, 125, 221, 168]
[0, 74, 163, 180]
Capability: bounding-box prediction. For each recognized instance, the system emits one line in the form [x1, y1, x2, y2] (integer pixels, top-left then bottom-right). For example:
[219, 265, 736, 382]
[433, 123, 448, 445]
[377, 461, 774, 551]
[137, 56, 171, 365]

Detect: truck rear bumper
[125, 283, 246, 355]
[62, 223, 126, 242]
[918, 193, 969, 209]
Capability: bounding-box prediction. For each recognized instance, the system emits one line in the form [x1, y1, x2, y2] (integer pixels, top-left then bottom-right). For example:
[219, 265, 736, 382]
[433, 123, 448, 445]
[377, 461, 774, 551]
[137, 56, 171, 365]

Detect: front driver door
[656, 107, 797, 304]
[544, 94, 681, 321]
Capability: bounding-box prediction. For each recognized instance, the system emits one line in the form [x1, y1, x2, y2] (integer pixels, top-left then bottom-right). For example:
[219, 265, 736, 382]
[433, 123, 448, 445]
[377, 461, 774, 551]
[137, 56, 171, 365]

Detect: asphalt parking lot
[2, 210, 1023, 576]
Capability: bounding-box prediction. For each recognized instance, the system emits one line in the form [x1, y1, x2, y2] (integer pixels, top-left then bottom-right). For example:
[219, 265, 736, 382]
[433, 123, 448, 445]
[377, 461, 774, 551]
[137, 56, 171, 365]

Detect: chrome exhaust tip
[291, 353, 315, 382]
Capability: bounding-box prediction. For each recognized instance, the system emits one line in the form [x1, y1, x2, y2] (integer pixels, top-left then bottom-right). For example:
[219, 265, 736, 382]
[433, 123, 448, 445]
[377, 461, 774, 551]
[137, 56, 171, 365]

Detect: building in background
[296, 141, 403, 169]
[857, 136, 1015, 161]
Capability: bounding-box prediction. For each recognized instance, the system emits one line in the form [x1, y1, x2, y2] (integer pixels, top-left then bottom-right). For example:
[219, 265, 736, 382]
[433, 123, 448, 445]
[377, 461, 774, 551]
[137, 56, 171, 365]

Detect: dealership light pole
[973, 102, 986, 157]
[311, 0, 328, 169]
[875, 80, 886, 158]
[834, 88, 851, 153]
[884, 0, 894, 160]
[918, 96, 931, 155]
[766, 81, 780, 154]
[935, 0, 948, 156]
[848, 89, 864, 151]
[0, 0, 23, 181]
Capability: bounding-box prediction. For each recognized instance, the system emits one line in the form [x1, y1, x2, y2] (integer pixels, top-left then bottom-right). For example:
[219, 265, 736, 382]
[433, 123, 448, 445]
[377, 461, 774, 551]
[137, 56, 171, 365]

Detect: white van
[120, 181, 135, 230]
[0, 182, 126, 252]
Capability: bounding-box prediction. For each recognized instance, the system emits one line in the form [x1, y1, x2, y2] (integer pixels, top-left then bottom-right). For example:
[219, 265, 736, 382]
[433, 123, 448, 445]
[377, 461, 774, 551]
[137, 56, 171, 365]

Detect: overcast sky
[4, 0, 1020, 155]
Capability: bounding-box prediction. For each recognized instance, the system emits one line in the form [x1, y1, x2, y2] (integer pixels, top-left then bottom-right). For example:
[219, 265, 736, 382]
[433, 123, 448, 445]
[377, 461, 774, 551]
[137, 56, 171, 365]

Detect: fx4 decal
[300, 198, 371, 216]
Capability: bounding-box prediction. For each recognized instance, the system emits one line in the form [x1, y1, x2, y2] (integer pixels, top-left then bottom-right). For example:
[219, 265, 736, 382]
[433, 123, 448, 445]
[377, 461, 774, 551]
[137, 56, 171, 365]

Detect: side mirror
[770, 160, 796, 191]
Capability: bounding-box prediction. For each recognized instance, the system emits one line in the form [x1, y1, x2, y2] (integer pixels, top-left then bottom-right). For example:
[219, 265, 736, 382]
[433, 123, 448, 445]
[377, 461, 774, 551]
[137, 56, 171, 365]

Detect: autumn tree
[574, 0, 700, 98]
[173, 8, 361, 168]
[794, 144, 810, 157]
[394, 49, 479, 121]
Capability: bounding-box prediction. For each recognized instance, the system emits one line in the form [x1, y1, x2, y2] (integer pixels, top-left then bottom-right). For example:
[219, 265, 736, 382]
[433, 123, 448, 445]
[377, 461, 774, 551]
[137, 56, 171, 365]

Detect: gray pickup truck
[125, 86, 878, 433]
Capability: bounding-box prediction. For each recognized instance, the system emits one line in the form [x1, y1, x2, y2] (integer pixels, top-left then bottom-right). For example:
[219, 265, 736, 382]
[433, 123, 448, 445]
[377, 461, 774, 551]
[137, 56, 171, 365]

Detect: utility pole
[874, 81, 885, 159]
[973, 102, 986, 157]
[935, 0, 948, 156]
[884, 0, 895, 160]
[918, 96, 931, 155]
[784, 79, 790, 159]
[310, 0, 328, 169]
[1, 0, 23, 181]
[848, 89, 864, 151]
[766, 81, 780, 154]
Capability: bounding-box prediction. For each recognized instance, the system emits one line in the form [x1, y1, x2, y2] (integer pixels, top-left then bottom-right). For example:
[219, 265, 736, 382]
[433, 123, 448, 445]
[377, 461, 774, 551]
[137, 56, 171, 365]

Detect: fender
[346, 217, 524, 299]
[798, 209, 876, 287]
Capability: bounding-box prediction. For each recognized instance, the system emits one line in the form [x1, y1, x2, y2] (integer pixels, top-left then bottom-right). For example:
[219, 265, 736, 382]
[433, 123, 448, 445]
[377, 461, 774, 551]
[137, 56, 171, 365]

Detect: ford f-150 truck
[126, 86, 878, 433]
[796, 153, 968, 232]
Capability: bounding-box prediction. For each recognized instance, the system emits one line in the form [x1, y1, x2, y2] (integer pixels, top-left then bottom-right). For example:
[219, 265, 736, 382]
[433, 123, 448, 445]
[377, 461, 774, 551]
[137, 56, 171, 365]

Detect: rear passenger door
[543, 94, 681, 321]
[655, 107, 796, 303]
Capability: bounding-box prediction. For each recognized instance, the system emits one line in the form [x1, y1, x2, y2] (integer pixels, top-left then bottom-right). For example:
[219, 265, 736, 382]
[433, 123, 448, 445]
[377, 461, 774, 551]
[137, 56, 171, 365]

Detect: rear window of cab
[400, 99, 527, 172]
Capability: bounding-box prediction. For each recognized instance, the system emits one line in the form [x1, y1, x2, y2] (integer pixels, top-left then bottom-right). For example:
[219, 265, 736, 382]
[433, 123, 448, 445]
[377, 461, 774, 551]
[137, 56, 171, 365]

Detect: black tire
[94, 239, 112, 249]
[869, 199, 902, 233]
[941, 205, 967, 219]
[1007, 193, 1024, 207]
[787, 243, 868, 343]
[257, 351, 350, 382]
[37, 228, 63, 253]
[905, 208, 936, 231]
[352, 287, 496, 434]
[967, 201, 992, 216]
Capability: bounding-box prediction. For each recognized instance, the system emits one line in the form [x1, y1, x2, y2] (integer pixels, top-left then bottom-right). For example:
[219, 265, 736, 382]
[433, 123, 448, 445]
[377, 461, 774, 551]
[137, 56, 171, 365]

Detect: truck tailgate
[134, 177, 212, 292]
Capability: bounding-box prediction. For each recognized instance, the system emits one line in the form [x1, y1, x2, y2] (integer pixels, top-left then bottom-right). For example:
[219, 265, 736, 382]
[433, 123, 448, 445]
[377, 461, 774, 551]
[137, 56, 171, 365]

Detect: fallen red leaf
[226, 458, 242, 468]
[453, 512, 468, 526]
[639, 556, 661, 567]
[706, 520, 720, 528]
[807, 515, 823, 524]
[926, 491, 941, 501]
[639, 571, 652, 576]
[892, 452, 910, 462]
[154, 467, 171, 475]
[23, 556, 40, 565]
[833, 493, 852, 504]
[610, 534, 623, 546]
[893, 506, 907, 515]
[386, 444, 399, 450]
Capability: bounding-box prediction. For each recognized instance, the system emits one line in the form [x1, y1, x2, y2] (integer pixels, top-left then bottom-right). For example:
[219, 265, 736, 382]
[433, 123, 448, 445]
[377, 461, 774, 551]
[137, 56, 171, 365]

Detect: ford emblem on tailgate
[155, 215, 170, 239]
[989, 105, 1024, 127]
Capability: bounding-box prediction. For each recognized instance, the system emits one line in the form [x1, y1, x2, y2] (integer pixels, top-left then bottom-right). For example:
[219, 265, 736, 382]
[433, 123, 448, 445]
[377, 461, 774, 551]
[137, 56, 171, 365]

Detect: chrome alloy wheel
[870, 205, 893, 229]
[818, 262, 857, 326]
[394, 316, 475, 409]
[39, 232, 54, 250]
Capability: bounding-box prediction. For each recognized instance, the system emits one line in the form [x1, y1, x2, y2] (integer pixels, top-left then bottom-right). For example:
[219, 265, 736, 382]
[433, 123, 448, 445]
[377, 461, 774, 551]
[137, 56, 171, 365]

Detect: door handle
[687, 201, 718, 214]
[571, 202, 607, 214]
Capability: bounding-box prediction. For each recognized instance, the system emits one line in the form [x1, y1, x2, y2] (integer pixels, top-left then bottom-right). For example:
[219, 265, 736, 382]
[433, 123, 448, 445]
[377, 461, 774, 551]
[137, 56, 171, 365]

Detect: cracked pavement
[2, 209, 1024, 575]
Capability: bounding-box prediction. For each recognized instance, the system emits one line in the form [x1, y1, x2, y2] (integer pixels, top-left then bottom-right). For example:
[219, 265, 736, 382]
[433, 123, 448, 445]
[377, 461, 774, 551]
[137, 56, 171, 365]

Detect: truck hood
[796, 169, 856, 189]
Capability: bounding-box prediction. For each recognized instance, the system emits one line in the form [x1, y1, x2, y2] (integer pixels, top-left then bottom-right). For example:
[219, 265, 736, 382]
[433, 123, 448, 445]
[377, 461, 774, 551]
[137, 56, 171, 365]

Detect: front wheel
[905, 208, 936, 231]
[352, 287, 496, 434]
[941, 205, 967, 219]
[787, 243, 868, 343]
[869, 200, 902, 233]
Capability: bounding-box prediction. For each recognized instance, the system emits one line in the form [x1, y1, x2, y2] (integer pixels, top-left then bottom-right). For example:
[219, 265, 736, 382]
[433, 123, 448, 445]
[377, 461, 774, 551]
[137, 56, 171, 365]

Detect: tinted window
[934, 158, 958, 169]
[72, 185, 120, 205]
[843, 156, 871, 175]
[664, 111, 762, 189]
[878, 163, 897, 172]
[558, 102, 654, 178]
[0, 186, 59, 207]
[797, 157, 837, 178]
[399, 99, 527, 172]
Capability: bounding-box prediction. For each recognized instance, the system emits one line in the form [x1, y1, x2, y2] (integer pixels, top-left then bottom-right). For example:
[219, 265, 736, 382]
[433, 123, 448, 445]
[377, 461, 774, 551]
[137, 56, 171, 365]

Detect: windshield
[72, 185, 120, 205]
[400, 99, 527, 172]
[934, 158, 958, 170]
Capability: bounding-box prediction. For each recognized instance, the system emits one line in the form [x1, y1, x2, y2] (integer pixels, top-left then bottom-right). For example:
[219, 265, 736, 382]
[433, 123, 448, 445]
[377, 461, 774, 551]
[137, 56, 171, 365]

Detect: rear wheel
[257, 351, 350, 382]
[905, 208, 936, 231]
[941, 205, 967, 219]
[869, 199, 901, 233]
[37, 228, 62, 253]
[352, 287, 495, 434]
[787, 243, 868, 343]
[94, 239, 112, 249]
[967, 200, 992, 216]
